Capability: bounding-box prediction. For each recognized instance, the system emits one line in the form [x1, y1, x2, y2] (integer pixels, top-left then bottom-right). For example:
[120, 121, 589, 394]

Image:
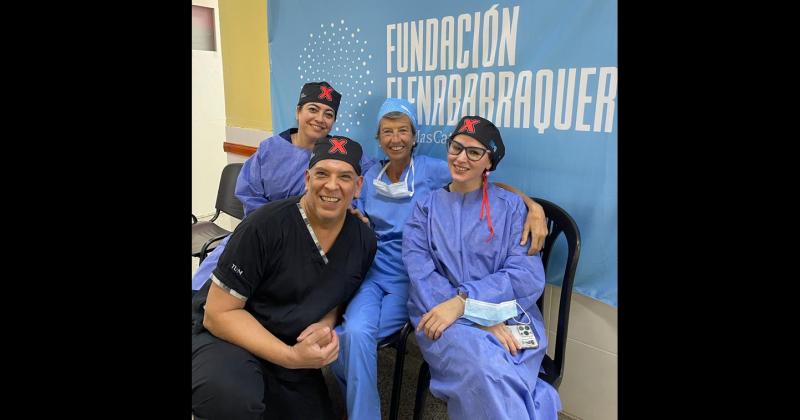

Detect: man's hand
[417, 297, 465, 340]
[521, 200, 548, 255]
[297, 322, 333, 347]
[287, 326, 339, 369]
[349, 207, 370, 225]
[478, 323, 522, 355]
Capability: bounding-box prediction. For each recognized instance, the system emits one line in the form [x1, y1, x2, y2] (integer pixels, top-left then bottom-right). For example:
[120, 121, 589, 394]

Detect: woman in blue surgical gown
[328, 98, 451, 419]
[403, 115, 561, 419]
[330, 101, 549, 419]
[191, 81, 374, 291]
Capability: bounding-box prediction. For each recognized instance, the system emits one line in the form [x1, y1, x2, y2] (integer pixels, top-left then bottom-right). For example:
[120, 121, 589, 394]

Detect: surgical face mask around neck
[463, 298, 531, 327]
[373, 159, 415, 199]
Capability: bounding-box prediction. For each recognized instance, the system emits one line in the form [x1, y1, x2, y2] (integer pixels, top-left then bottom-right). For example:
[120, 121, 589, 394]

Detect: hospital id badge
[506, 324, 539, 349]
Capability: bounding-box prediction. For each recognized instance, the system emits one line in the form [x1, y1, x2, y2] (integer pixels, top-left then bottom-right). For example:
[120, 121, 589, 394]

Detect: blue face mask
[463, 298, 531, 327]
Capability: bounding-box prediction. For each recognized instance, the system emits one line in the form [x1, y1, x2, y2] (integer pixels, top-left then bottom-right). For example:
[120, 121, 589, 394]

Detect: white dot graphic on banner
[302, 21, 376, 136]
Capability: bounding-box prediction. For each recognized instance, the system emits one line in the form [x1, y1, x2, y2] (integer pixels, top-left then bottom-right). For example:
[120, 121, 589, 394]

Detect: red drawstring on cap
[479, 171, 494, 242]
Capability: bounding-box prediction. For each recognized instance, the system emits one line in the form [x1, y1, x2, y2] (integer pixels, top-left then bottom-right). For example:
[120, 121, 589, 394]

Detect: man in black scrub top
[191, 136, 377, 420]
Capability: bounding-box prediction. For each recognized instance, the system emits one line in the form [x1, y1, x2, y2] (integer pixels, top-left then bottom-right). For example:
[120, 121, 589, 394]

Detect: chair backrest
[531, 196, 581, 389]
[215, 163, 245, 220]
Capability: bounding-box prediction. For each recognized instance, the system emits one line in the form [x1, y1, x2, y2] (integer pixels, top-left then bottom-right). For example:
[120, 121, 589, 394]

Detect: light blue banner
[268, 0, 617, 307]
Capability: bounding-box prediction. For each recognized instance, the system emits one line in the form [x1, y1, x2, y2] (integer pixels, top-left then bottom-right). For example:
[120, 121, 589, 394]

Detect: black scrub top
[191, 195, 377, 344]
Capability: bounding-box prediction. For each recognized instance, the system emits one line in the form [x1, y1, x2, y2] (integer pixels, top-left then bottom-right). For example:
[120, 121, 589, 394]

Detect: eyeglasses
[447, 139, 490, 161]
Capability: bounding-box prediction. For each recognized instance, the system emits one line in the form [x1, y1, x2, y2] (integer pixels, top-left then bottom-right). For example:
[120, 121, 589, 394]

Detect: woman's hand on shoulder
[521, 199, 547, 255]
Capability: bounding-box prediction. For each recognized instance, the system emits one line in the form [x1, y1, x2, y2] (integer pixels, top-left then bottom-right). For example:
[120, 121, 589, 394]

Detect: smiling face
[296, 102, 336, 143]
[447, 134, 492, 191]
[377, 114, 415, 165]
[303, 159, 363, 224]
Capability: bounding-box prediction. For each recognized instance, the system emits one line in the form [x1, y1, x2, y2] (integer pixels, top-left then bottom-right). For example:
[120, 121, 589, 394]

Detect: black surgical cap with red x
[297, 81, 342, 118]
[308, 136, 363, 175]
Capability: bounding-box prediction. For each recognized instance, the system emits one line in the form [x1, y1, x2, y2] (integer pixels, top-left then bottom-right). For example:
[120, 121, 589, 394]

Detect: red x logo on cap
[319, 86, 334, 101]
[458, 118, 481, 134]
[329, 138, 348, 154]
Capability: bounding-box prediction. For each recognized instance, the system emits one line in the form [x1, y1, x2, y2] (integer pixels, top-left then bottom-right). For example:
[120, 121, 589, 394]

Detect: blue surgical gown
[191, 129, 375, 290]
[330, 155, 451, 419]
[352, 155, 451, 295]
[402, 183, 561, 420]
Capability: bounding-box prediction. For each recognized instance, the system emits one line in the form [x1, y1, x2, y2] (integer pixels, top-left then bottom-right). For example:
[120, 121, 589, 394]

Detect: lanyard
[296, 202, 328, 265]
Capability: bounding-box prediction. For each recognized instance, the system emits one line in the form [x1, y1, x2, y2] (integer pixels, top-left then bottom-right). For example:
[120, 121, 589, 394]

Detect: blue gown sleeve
[360, 154, 377, 175]
[458, 199, 545, 310]
[235, 144, 271, 217]
[429, 158, 452, 189]
[403, 197, 459, 314]
[352, 157, 376, 216]
[352, 195, 365, 213]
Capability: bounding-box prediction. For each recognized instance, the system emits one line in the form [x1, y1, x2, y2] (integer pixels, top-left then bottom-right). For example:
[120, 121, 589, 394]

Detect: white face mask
[373, 159, 415, 199]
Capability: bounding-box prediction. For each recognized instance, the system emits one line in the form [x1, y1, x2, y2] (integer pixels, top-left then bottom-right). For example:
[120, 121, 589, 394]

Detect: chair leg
[388, 334, 408, 420]
[413, 361, 430, 420]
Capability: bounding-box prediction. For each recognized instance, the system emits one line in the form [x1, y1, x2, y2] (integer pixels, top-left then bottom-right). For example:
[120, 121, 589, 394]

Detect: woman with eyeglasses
[329, 101, 548, 419]
[402, 115, 560, 420]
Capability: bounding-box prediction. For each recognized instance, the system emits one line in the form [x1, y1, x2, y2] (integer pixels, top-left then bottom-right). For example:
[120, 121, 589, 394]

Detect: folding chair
[192, 163, 245, 262]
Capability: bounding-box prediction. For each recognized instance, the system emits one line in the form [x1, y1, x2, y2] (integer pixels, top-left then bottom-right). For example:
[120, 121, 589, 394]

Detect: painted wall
[545, 284, 618, 420]
[192, 0, 229, 217]
[218, 0, 272, 132]
[192, 0, 274, 217]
